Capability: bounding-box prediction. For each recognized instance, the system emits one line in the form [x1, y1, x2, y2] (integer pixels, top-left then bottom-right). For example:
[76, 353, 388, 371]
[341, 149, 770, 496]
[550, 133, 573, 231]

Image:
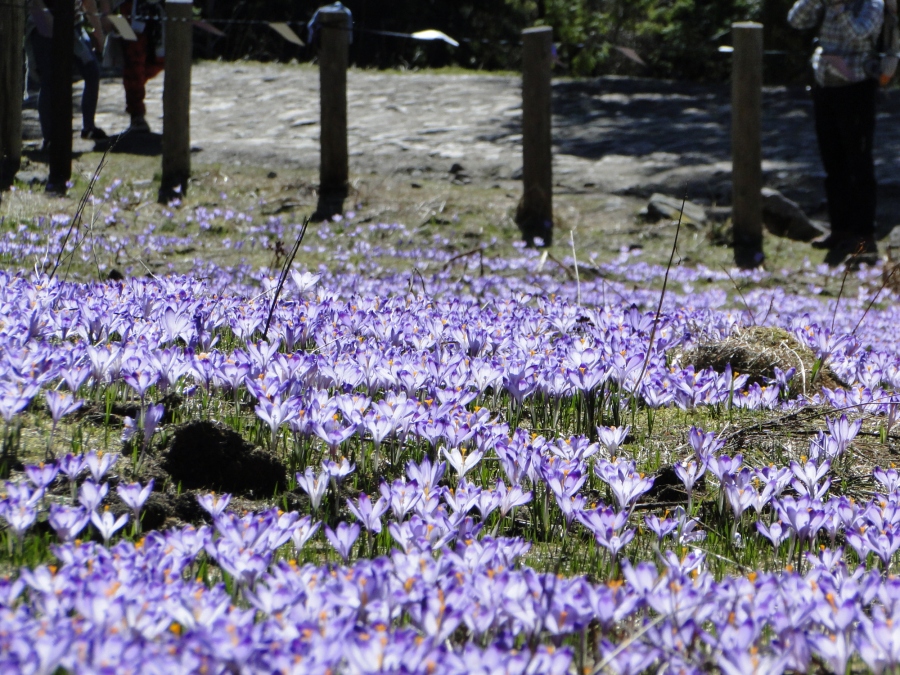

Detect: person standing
[28, 0, 108, 147]
[788, 0, 884, 266]
[99, 0, 165, 133]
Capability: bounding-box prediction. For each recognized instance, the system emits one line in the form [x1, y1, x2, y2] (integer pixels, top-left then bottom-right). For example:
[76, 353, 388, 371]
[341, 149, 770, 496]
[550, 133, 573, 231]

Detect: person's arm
[96, 0, 113, 35]
[29, 0, 53, 37]
[833, 0, 885, 38]
[788, 0, 826, 30]
[82, 0, 105, 52]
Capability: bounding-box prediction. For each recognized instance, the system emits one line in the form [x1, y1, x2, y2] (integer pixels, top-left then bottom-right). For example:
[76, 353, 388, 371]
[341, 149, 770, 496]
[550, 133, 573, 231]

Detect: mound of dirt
[160, 421, 287, 497]
[104, 489, 212, 531]
[682, 326, 846, 394]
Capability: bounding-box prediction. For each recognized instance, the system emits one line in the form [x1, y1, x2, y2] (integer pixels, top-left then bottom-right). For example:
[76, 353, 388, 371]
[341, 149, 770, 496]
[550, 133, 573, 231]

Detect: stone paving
[20, 61, 900, 228]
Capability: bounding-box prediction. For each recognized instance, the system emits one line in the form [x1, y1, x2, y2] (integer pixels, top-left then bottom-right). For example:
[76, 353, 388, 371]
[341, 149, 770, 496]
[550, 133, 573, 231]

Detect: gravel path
[21, 61, 900, 228]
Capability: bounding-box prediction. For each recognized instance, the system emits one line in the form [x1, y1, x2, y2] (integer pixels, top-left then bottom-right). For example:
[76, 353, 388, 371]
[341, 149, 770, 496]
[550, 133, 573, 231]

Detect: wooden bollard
[731, 22, 764, 268]
[316, 8, 350, 219]
[517, 26, 554, 247]
[0, 0, 26, 195]
[159, 0, 193, 203]
[48, 0, 75, 194]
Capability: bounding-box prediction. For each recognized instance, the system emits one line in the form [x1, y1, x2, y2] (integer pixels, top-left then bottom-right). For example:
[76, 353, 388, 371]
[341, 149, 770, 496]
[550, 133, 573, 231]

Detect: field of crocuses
[2, 184, 900, 674]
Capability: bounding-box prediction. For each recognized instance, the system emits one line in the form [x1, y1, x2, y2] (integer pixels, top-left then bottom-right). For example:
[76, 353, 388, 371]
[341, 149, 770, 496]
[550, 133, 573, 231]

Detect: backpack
[879, 0, 900, 85]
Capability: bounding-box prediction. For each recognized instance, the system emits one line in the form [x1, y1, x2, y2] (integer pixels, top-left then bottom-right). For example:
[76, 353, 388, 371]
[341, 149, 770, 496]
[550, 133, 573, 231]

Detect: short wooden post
[731, 22, 764, 268]
[48, 0, 75, 194]
[0, 0, 26, 195]
[159, 0, 193, 203]
[517, 26, 554, 247]
[316, 8, 350, 219]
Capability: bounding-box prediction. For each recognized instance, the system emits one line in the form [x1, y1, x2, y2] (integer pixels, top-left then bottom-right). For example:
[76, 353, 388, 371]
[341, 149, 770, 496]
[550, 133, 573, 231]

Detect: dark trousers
[31, 31, 101, 138]
[813, 79, 878, 240]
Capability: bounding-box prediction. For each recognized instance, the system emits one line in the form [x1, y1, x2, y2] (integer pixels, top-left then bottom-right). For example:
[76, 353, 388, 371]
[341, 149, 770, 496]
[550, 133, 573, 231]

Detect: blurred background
[195, 0, 816, 84]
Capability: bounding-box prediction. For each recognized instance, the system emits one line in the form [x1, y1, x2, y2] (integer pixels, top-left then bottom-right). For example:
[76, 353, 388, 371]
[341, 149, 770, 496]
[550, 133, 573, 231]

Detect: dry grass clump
[681, 325, 846, 395]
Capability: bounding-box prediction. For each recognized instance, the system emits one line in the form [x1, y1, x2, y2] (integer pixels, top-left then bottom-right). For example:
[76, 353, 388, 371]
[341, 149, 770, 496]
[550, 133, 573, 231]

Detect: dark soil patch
[646, 464, 704, 504]
[159, 420, 287, 497]
[107, 489, 213, 531]
[77, 393, 182, 427]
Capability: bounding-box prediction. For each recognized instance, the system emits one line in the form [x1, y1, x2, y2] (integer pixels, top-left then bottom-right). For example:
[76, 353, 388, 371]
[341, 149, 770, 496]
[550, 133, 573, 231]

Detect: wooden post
[516, 26, 553, 247]
[48, 0, 75, 194]
[315, 8, 349, 219]
[159, 0, 193, 203]
[0, 0, 26, 195]
[732, 22, 764, 268]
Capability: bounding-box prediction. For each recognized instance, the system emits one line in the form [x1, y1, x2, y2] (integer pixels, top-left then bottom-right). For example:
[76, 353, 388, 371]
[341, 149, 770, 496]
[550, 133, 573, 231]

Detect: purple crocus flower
[594, 460, 653, 511]
[689, 426, 724, 463]
[825, 414, 862, 456]
[25, 461, 58, 490]
[0, 499, 37, 540]
[756, 519, 790, 547]
[44, 390, 83, 424]
[58, 453, 86, 484]
[323, 457, 355, 481]
[347, 493, 389, 533]
[90, 508, 128, 546]
[197, 492, 232, 518]
[78, 480, 108, 512]
[84, 451, 117, 482]
[380, 479, 423, 520]
[291, 515, 320, 551]
[116, 479, 154, 532]
[496, 480, 532, 517]
[674, 459, 705, 496]
[325, 521, 360, 560]
[295, 468, 328, 512]
[142, 403, 164, 451]
[874, 466, 900, 494]
[644, 513, 678, 540]
[48, 504, 90, 543]
[596, 425, 630, 454]
[706, 453, 743, 483]
[255, 395, 299, 448]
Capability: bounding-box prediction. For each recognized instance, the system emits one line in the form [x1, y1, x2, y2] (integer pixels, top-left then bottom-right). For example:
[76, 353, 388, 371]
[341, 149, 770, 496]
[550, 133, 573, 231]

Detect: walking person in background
[28, 0, 108, 149]
[98, 0, 165, 133]
[788, 0, 884, 267]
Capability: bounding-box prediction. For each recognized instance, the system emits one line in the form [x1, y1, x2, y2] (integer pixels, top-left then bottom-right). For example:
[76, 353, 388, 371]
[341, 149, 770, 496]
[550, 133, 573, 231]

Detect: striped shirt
[788, 0, 884, 85]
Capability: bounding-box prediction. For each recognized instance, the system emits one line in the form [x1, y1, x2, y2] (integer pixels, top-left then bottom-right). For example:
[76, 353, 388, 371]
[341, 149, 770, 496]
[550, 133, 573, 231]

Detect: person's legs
[31, 31, 54, 142]
[122, 33, 150, 119]
[842, 79, 878, 240]
[74, 38, 101, 133]
[813, 85, 854, 240]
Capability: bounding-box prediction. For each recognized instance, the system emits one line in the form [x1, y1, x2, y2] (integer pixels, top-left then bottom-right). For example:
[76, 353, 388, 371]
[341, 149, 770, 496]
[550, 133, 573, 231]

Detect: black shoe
[81, 127, 109, 140]
[811, 233, 839, 250]
[823, 237, 878, 267]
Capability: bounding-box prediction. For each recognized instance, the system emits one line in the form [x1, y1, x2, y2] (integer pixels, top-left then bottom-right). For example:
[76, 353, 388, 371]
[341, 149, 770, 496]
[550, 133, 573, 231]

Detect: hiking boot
[81, 126, 108, 140]
[823, 236, 878, 267]
[127, 115, 151, 134]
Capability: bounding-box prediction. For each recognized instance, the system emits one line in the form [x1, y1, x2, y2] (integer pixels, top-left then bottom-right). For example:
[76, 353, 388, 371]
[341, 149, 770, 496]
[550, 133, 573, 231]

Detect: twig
[546, 252, 576, 281]
[852, 264, 899, 335]
[759, 293, 776, 326]
[411, 267, 428, 296]
[829, 262, 852, 334]
[263, 217, 309, 340]
[440, 246, 486, 272]
[720, 264, 756, 326]
[720, 393, 900, 445]
[633, 193, 686, 391]
[48, 136, 120, 281]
